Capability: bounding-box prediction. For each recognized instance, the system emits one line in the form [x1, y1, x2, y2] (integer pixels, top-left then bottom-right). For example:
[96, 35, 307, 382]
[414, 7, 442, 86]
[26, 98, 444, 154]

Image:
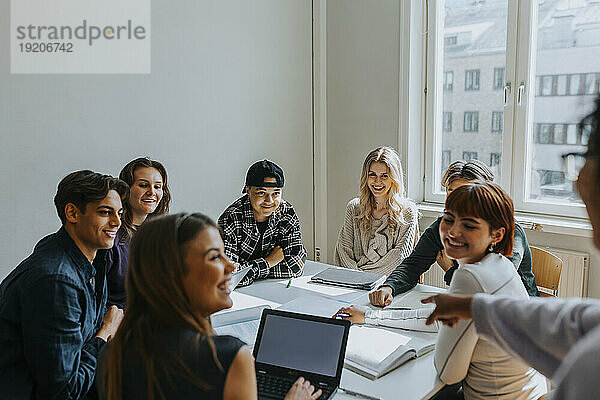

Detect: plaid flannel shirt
[218, 195, 306, 286]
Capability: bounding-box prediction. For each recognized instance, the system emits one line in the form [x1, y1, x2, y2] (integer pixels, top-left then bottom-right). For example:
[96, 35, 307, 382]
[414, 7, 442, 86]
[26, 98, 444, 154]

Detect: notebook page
[346, 325, 411, 371]
[387, 291, 439, 310]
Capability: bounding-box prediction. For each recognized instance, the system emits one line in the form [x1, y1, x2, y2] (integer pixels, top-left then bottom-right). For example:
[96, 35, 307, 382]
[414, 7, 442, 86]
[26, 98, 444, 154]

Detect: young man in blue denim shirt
[0, 170, 128, 399]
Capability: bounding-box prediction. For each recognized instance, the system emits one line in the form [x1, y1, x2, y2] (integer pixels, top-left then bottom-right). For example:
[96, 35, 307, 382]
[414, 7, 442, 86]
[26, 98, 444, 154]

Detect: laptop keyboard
[256, 372, 334, 399]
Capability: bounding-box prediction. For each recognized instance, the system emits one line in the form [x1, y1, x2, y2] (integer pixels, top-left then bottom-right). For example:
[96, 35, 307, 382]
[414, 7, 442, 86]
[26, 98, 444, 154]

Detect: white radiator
[551, 248, 589, 298]
[421, 249, 589, 298]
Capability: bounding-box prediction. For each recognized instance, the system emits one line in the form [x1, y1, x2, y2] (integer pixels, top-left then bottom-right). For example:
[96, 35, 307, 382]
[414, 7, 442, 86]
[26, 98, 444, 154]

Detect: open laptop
[253, 309, 351, 400]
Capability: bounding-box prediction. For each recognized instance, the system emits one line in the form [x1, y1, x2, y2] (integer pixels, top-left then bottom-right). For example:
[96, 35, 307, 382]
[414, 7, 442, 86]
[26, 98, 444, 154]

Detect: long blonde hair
[101, 213, 222, 400]
[358, 146, 414, 234]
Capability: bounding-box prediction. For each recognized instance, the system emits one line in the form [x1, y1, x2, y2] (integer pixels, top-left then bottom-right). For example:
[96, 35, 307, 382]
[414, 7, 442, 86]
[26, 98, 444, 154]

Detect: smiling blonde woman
[334, 146, 418, 276]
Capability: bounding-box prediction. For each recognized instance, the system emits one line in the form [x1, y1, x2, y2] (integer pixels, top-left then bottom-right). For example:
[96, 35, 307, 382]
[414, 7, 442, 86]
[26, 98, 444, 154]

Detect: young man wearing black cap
[218, 160, 306, 286]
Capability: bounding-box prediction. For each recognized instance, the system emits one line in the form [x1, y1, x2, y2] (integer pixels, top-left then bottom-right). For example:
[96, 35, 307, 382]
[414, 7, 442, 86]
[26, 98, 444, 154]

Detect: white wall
[0, 0, 314, 279]
[326, 0, 402, 262]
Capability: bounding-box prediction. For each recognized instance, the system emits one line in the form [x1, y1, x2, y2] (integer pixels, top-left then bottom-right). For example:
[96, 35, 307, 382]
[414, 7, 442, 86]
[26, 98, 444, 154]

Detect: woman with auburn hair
[336, 182, 547, 399]
[419, 95, 600, 398]
[106, 157, 172, 309]
[98, 213, 321, 400]
[334, 146, 418, 276]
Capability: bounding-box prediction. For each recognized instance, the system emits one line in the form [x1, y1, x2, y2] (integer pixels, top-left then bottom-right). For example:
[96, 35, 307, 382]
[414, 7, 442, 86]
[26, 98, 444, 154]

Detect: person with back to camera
[98, 212, 321, 400]
[423, 94, 600, 399]
[106, 157, 172, 309]
[368, 160, 538, 309]
[336, 182, 547, 399]
[334, 146, 419, 276]
[0, 170, 127, 399]
[218, 160, 306, 287]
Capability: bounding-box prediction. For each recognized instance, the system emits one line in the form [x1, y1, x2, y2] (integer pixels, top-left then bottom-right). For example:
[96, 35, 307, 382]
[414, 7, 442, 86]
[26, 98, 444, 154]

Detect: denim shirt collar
[55, 226, 104, 281]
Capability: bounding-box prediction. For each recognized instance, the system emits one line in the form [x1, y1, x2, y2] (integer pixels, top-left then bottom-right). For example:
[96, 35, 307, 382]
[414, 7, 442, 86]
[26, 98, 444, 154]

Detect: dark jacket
[0, 227, 107, 399]
[384, 216, 539, 297]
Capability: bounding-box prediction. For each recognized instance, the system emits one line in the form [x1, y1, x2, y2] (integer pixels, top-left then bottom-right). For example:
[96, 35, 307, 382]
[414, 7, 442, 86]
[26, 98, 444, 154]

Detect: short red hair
[445, 182, 515, 257]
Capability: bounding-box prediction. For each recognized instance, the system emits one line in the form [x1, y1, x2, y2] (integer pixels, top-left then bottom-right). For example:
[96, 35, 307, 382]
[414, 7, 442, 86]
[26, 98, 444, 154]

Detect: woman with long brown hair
[106, 157, 171, 308]
[98, 213, 321, 400]
[334, 146, 418, 276]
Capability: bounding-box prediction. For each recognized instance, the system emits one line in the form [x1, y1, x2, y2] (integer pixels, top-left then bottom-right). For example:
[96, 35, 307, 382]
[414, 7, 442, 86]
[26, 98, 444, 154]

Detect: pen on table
[286, 278, 292, 288]
[339, 387, 381, 400]
[335, 312, 350, 319]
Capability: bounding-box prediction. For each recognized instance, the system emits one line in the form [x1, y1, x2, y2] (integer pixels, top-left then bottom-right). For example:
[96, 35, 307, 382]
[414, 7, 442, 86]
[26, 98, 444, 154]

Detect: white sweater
[365, 253, 547, 400]
[334, 198, 418, 276]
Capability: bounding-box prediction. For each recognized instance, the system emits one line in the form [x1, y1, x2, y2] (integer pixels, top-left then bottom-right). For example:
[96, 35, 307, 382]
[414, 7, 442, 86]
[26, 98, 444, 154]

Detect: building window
[537, 124, 552, 144]
[585, 73, 599, 95]
[556, 75, 567, 95]
[465, 69, 480, 90]
[493, 68, 505, 90]
[491, 111, 503, 133]
[426, 0, 598, 217]
[553, 124, 566, 144]
[444, 71, 454, 91]
[442, 150, 451, 169]
[463, 151, 478, 161]
[463, 111, 479, 132]
[445, 35, 457, 46]
[538, 170, 565, 186]
[490, 153, 501, 167]
[569, 74, 582, 95]
[541, 76, 553, 96]
[443, 112, 452, 132]
[566, 124, 578, 144]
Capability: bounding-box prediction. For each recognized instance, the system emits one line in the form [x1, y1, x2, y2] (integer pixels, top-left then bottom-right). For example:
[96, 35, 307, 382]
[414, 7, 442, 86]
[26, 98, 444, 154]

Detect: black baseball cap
[244, 160, 284, 192]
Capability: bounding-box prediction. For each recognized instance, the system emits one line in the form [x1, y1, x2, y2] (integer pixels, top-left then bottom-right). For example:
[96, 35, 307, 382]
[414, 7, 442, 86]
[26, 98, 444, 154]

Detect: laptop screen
[255, 313, 346, 377]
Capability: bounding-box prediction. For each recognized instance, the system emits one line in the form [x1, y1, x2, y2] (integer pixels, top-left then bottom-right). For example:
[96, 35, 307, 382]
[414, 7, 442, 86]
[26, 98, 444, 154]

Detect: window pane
[542, 76, 553, 95]
[435, 0, 508, 191]
[569, 74, 581, 95]
[553, 124, 565, 144]
[443, 111, 453, 132]
[493, 67, 504, 90]
[566, 124, 578, 144]
[556, 75, 567, 95]
[492, 111, 503, 133]
[526, 1, 600, 203]
[585, 73, 598, 95]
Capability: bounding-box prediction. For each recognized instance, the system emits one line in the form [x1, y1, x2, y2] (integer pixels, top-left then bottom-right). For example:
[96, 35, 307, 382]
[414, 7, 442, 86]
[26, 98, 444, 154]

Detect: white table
[232, 260, 445, 400]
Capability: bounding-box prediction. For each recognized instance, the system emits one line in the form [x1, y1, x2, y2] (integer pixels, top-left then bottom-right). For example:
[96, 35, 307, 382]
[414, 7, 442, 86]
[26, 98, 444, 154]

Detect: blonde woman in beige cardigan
[334, 146, 418, 276]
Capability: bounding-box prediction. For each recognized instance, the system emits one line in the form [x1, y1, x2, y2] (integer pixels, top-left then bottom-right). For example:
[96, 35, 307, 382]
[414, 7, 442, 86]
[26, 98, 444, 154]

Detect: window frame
[423, 0, 587, 218]
[491, 111, 503, 133]
[465, 69, 481, 91]
[443, 70, 454, 91]
[509, 1, 587, 218]
[443, 111, 452, 132]
[462, 151, 478, 161]
[493, 67, 505, 90]
[463, 111, 479, 132]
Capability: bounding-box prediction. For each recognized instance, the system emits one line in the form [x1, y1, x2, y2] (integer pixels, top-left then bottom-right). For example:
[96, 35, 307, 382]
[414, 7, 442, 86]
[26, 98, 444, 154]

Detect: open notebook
[344, 325, 435, 380]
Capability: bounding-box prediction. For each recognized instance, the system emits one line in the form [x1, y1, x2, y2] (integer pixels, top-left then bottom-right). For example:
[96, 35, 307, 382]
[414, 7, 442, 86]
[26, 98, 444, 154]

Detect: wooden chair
[531, 246, 563, 297]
